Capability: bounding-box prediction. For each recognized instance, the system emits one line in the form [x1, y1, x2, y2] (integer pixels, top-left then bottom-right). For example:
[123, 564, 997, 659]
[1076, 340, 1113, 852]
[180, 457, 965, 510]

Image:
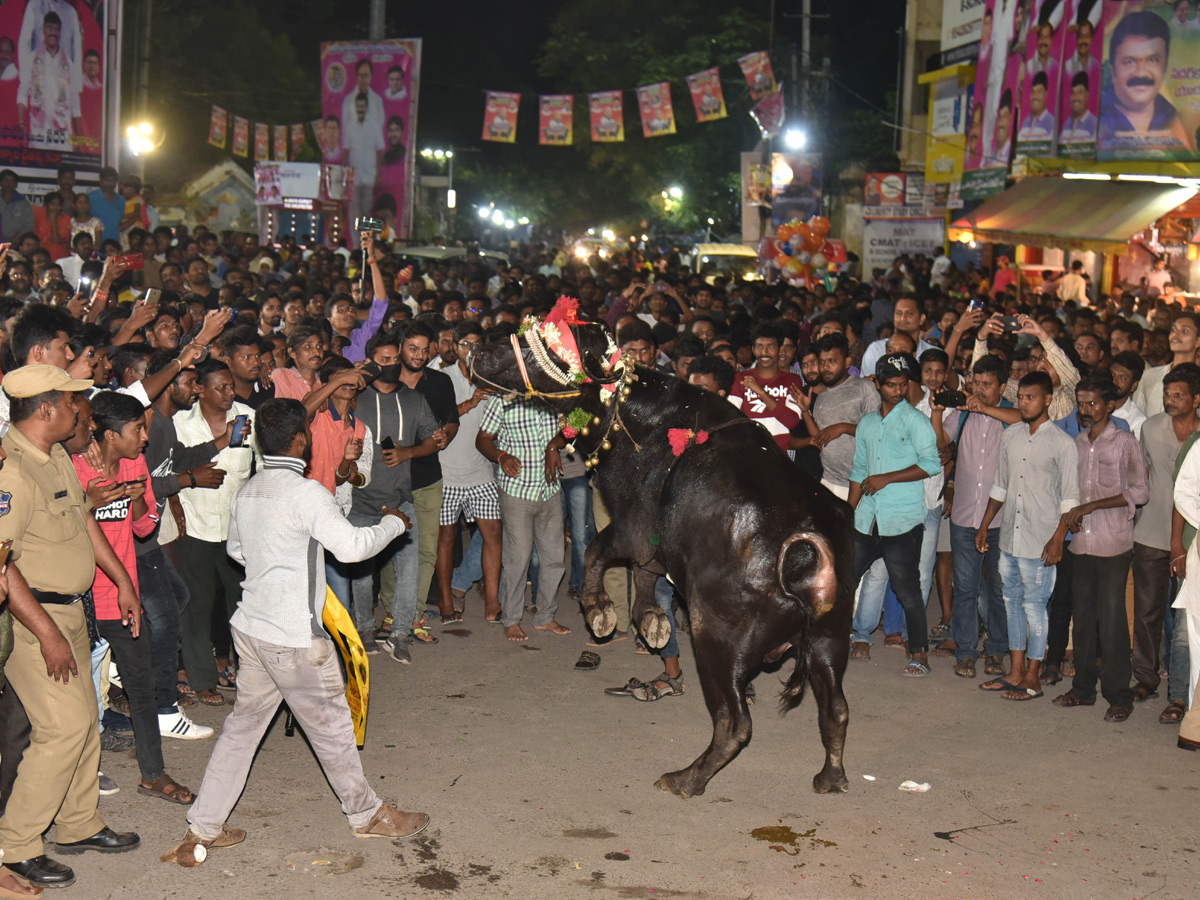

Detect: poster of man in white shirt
[16, 9, 79, 150]
[341, 58, 384, 235]
[321, 39, 421, 245]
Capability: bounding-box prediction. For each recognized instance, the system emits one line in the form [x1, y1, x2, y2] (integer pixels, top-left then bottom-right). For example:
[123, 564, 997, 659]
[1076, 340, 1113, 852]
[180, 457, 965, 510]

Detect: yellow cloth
[321, 587, 370, 746]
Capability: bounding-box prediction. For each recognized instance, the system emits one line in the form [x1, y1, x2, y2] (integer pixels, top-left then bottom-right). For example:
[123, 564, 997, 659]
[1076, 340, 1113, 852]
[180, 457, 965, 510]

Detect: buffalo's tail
[776, 531, 837, 710]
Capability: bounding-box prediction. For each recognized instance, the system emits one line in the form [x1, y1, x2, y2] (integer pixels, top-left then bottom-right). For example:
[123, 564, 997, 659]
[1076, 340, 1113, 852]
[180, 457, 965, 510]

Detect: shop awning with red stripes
[948, 178, 1197, 254]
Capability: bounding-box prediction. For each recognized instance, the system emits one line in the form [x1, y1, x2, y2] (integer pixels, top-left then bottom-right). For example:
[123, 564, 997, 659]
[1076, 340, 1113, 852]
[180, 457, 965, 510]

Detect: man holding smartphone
[349, 331, 442, 660]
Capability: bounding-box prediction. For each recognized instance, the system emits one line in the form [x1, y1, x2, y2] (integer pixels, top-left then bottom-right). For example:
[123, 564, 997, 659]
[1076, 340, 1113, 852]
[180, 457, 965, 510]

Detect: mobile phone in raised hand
[229, 414, 251, 448]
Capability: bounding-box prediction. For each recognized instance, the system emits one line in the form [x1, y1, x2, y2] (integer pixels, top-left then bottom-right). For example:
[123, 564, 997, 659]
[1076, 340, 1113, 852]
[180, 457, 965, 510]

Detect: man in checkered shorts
[435, 323, 503, 623]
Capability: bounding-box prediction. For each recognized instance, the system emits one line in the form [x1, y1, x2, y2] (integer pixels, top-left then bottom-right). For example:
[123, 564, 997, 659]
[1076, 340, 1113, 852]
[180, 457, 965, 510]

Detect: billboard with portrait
[1098, 0, 1200, 160]
[1058, 0, 1105, 159]
[0, 0, 105, 182]
[320, 38, 421, 240]
[1015, 0, 1068, 158]
[965, 0, 1028, 186]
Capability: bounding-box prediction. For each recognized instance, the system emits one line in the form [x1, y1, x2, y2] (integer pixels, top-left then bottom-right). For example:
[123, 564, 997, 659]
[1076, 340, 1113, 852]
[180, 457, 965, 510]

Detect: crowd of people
[0, 172, 1197, 891]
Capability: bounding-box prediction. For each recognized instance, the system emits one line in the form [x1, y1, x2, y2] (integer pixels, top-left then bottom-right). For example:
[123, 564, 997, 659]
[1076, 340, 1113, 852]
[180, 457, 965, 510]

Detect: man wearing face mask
[348, 330, 443, 660]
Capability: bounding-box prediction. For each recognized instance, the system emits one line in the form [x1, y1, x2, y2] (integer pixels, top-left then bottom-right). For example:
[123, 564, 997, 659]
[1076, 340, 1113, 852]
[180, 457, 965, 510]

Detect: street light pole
[369, 0, 385, 40]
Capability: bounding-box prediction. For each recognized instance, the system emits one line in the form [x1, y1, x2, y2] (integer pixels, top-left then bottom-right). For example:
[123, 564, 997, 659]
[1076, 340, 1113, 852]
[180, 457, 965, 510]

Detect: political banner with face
[1099, 1, 1198, 160]
[963, 0, 1025, 195]
[254, 122, 269, 161]
[539, 94, 573, 145]
[232, 116, 249, 157]
[321, 39, 422, 240]
[273, 124, 288, 161]
[1016, 0, 1068, 158]
[589, 91, 624, 142]
[0, 0, 106, 178]
[1058, 0, 1105, 159]
[637, 82, 676, 137]
[482, 91, 520, 143]
[290, 123, 306, 158]
[208, 105, 228, 149]
[687, 67, 727, 122]
[738, 51, 776, 100]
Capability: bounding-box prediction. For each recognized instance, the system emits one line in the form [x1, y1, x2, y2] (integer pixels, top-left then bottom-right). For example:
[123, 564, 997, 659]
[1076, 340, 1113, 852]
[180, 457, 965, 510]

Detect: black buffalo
[470, 317, 853, 796]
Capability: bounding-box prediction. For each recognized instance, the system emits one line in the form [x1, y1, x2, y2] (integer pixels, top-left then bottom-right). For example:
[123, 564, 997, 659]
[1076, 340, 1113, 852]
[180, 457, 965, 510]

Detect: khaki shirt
[0, 426, 95, 594]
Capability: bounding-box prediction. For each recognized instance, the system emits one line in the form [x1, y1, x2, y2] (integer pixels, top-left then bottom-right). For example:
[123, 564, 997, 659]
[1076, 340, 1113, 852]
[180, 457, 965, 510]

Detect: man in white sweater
[167, 399, 429, 863]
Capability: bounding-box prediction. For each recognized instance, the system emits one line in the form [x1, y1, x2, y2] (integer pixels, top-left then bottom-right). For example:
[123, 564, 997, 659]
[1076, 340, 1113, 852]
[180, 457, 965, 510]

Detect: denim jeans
[137, 547, 190, 713]
[918, 505, 942, 604]
[852, 558, 890, 646]
[561, 475, 596, 592]
[998, 551, 1056, 661]
[949, 522, 1006, 662]
[325, 553, 352, 607]
[348, 501, 417, 639]
[852, 524, 928, 654]
[655, 576, 680, 661]
[451, 527, 484, 594]
[1167, 579, 1191, 703]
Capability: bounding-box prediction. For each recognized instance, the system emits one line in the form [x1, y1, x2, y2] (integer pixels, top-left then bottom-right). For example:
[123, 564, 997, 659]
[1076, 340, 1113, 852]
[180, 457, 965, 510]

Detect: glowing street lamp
[125, 121, 162, 156]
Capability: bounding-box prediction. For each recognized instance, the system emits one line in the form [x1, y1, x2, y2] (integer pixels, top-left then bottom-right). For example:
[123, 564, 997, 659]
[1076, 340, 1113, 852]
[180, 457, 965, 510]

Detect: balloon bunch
[766, 216, 833, 286]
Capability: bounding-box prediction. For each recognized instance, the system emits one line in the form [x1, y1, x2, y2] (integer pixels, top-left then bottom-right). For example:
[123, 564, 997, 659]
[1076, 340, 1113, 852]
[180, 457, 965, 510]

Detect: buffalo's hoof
[584, 596, 616, 637]
[812, 768, 849, 794]
[654, 770, 705, 798]
[639, 608, 672, 649]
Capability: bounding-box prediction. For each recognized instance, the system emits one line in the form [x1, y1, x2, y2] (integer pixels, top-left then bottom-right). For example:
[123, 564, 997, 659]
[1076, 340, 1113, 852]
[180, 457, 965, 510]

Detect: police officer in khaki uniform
[0, 366, 141, 890]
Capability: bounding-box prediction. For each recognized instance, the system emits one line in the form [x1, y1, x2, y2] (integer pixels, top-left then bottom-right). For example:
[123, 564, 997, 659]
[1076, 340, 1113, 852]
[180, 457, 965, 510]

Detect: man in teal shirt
[849, 353, 941, 676]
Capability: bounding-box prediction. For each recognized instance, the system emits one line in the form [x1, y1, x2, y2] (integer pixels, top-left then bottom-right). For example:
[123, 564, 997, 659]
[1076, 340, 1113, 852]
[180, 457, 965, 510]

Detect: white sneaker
[159, 710, 214, 740]
[107, 661, 122, 689]
[98, 771, 120, 795]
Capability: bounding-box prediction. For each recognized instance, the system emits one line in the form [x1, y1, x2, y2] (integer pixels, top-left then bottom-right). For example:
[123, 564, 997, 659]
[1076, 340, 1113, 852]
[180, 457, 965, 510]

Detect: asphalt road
[73, 593, 1197, 900]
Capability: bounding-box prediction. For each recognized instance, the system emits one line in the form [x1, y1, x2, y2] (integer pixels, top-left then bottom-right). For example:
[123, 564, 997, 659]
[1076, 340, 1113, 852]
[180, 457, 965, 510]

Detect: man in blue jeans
[931, 355, 1014, 678]
[975, 372, 1078, 700]
[849, 353, 941, 676]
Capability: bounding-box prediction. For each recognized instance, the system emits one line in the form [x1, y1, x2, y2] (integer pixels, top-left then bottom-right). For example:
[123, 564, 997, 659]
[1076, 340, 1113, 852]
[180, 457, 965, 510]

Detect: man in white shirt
[341, 59, 385, 233]
[173, 360, 256, 707]
[1110, 351, 1148, 439]
[1058, 260, 1088, 304]
[167, 399, 428, 865]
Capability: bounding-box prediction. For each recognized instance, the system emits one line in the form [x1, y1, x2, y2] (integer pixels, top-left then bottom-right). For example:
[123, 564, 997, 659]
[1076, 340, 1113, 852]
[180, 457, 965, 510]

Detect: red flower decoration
[548, 296, 581, 326]
[668, 428, 710, 456]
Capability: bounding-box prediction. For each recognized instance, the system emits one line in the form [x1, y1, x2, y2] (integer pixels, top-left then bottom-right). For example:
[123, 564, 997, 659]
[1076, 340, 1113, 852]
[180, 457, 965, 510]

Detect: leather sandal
[137, 774, 195, 805]
[630, 673, 685, 701]
[1160, 699, 1186, 724]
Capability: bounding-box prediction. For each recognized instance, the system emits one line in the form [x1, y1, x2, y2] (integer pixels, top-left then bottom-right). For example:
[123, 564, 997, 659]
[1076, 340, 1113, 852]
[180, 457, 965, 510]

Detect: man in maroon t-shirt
[729, 321, 804, 452]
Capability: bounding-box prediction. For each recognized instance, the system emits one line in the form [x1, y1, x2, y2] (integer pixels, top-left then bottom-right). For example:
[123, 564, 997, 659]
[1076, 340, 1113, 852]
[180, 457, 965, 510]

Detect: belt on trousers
[30, 588, 85, 605]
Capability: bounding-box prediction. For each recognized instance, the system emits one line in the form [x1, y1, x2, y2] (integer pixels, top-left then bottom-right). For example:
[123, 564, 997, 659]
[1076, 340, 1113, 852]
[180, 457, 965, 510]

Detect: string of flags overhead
[483, 51, 778, 145]
[203, 49, 784, 160]
[206, 106, 312, 162]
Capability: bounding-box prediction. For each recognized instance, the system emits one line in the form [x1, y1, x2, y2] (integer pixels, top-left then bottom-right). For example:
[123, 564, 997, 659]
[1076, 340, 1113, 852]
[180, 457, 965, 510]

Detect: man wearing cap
[0, 366, 141, 889]
[848, 353, 942, 677]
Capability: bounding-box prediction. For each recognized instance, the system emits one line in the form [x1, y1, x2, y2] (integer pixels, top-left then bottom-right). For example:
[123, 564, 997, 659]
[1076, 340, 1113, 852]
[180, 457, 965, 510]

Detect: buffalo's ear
[578, 324, 614, 379]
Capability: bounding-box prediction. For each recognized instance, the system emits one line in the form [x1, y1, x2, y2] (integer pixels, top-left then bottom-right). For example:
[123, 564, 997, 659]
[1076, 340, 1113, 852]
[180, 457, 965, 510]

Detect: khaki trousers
[0, 603, 105, 862]
[413, 481, 444, 617]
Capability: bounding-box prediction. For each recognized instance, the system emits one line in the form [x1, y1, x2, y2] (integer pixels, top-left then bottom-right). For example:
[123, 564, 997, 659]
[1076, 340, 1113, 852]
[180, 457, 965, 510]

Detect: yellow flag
[321, 587, 370, 746]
